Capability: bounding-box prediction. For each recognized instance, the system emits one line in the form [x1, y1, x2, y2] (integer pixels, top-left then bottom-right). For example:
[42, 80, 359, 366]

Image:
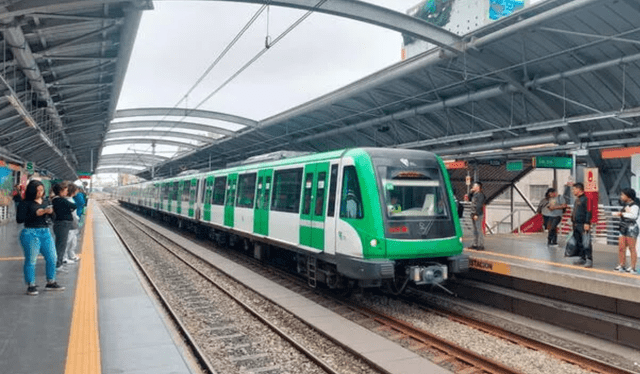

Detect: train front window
[381, 170, 449, 219]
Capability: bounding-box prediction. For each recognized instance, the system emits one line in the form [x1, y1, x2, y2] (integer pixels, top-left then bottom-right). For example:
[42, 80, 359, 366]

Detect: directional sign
[532, 156, 573, 169]
[506, 160, 523, 171]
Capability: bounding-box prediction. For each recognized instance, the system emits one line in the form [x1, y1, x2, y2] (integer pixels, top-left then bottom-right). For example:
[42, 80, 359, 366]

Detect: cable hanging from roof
[118, 0, 329, 176]
[116, 4, 269, 164]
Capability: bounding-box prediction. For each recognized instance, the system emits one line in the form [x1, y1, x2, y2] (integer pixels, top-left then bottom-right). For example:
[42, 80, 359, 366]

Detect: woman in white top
[613, 188, 639, 273]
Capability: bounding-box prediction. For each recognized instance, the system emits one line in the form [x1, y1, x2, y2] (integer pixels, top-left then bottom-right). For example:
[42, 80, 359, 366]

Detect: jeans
[53, 220, 74, 267]
[473, 215, 484, 247]
[20, 228, 57, 285]
[547, 216, 562, 244]
[573, 225, 592, 261]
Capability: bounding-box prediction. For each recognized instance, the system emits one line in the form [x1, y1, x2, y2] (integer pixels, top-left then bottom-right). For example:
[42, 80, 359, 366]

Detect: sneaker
[71, 256, 80, 261]
[614, 264, 625, 272]
[477, 246, 485, 251]
[26, 286, 38, 296]
[45, 282, 65, 291]
[468, 245, 478, 250]
[584, 260, 593, 268]
[625, 267, 637, 274]
[573, 258, 586, 266]
[65, 258, 76, 264]
[56, 266, 68, 273]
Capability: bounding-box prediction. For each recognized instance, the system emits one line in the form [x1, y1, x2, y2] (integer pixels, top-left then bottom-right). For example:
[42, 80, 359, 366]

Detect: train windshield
[382, 170, 449, 218]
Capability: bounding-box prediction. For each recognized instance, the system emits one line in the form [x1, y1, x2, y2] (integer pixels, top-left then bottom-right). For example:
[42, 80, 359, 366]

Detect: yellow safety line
[467, 248, 639, 278]
[64, 204, 101, 374]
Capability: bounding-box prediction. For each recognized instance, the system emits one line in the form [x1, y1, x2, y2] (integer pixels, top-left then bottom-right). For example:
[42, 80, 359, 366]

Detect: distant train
[116, 148, 468, 292]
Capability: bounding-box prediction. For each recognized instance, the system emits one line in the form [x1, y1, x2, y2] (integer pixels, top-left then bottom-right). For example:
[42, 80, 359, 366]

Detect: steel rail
[100, 202, 218, 374]
[103, 202, 364, 374]
[407, 292, 636, 374]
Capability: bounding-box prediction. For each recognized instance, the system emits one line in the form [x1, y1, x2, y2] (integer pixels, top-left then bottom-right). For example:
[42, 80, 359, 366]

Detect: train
[116, 148, 468, 292]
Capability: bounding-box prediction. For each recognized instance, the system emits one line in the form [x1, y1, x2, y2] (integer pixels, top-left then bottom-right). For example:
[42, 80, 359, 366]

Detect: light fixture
[511, 143, 558, 151]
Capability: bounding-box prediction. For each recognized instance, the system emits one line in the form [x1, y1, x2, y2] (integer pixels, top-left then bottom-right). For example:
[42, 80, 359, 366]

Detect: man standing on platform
[470, 182, 486, 250]
[571, 182, 593, 268]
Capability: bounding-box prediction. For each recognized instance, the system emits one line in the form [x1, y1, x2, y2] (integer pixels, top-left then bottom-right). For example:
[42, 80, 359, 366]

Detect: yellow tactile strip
[64, 204, 101, 374]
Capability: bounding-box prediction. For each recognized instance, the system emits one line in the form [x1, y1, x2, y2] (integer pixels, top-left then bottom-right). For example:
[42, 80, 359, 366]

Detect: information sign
[26, 162, 33, 173]
[506, 160, 523, 171]
[532, 156, 573, 169]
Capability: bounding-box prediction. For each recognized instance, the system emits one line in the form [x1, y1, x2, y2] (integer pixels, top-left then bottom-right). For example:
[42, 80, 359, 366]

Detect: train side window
[172, 181, 179, 201]
[340, 166, 363, 219]
[236, 173, 257, 208]
[182, 180, 191, 202]
[302, 172, 314, 215]
[263, 176, 271, 209]
[212, 176, 227, 205]
[314, 171, 327, 216]
[327, 165, 338, 217]
[271, 168, 303, 213]
[204, 179, 213, 204]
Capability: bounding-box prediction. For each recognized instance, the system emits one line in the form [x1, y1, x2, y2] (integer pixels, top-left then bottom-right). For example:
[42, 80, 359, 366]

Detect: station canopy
[0, 0, 152, 180]
[122, 0, 639, 199]
[3, 0, 639, 194]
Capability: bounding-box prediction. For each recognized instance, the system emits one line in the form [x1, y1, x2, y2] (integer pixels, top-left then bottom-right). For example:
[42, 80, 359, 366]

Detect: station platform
[462, 233, 640, 303]
[0, 202, 196, 374]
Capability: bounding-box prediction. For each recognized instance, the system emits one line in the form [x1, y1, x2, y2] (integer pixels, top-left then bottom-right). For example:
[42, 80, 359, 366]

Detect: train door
[253, 169, 273, 236]
[203, 176, 214, 221]
[300, 162, 329, 251]
[177, 181, 186, 215]
[224, 173, 238, 227]
[323, 163, 339, 255]
[188, 178, 198, 218]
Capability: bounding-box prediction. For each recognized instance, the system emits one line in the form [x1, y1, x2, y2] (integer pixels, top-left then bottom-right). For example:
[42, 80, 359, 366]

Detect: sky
[98, 0, 543, 182]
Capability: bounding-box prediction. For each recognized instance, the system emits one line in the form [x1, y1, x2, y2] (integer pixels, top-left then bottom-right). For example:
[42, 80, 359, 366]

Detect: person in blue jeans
[16, 180, 65, 295]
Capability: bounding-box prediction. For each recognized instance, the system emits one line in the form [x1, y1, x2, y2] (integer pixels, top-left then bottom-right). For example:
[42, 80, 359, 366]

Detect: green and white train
[116, 148, 468, 291]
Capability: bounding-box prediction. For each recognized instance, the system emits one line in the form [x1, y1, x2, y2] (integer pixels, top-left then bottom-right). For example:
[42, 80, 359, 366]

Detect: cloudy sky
[98, 0, 542, 180]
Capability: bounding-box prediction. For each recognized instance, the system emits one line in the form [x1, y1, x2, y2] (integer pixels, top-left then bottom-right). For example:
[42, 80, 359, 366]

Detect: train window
[340, 166, 363, 219]
[380, 167, 449, 218]
[213, 176, 227, 205]
[204, 178, 213, 205]
[182, 180, 191, 202]
[314, 171, 327, 216]
[225, 178, 236, 206]
[172, 181, 179, 201]
[327, 165, 338, 217]
[302, 172, 314, 215]
[236, 173, 257, 208]
[263, 176, 271, 210]
[271, 168, 303, 213]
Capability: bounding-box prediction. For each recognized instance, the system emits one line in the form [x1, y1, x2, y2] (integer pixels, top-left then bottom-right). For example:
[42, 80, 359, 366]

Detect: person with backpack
[613, 188, 639, 274]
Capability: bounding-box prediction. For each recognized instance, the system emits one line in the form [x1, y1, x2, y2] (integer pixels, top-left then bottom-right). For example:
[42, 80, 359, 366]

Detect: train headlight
[459, 237, 463, 243]
[370, 239, 378, 247]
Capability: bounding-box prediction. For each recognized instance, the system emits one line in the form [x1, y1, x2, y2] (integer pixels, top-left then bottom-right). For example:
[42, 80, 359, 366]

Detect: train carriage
[118, 148, 468, 291]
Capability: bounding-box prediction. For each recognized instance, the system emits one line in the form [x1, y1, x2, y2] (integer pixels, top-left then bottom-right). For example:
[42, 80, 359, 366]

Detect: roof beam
[108, 120, 236, 137]
[102, 138, 199, 149]
[210, 0, 462, 52]
[114, 108, 257, 128]
[105, 130, 217, 143]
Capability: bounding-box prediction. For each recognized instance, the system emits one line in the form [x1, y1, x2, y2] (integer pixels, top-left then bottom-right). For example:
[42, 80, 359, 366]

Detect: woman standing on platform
[51, 182, 77, 269]
[16, 180, 64, 296]
[613, 188, 639, 274]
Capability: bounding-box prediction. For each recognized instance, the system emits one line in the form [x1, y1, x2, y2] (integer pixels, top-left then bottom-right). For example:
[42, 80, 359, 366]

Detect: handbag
[564, 231, 579, 257]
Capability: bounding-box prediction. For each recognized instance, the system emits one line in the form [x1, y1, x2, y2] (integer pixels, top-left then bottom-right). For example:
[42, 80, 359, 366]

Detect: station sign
[26, 162, 33, 173]
[444, 160, 468, 169]
[532, 156, 572, 169]
[506, 160, 523, 172]
[77, 171, 92, 180]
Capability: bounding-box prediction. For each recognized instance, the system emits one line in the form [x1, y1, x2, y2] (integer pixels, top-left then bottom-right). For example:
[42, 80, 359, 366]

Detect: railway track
[102, 202, 373, 374]
[107, 201, 637, 374]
